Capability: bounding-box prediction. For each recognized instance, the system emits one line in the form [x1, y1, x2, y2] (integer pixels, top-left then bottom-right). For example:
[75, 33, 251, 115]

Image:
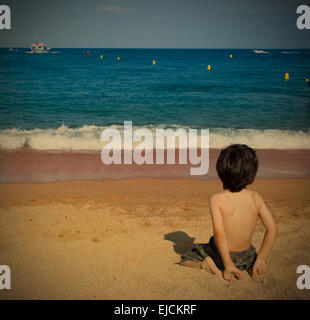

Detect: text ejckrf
[114, 304, 197, 317]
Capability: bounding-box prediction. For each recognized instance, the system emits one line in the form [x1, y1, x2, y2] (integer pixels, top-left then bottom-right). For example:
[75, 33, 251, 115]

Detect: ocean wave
[0, 125, 309, 151]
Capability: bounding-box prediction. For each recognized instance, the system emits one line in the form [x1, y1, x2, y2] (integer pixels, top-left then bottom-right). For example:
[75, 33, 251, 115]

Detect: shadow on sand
[164, 231, 195, 257]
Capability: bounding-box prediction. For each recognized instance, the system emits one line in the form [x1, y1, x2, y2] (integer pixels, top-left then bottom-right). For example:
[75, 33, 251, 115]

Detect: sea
[0, 48, 310, 182]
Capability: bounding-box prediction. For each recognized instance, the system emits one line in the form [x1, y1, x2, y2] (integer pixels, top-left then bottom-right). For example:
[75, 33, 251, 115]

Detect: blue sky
[0, 0, 309, 48]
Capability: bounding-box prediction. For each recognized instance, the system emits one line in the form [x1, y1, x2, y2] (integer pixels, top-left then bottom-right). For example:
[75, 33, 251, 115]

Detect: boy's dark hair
[216, 144, 258, 192]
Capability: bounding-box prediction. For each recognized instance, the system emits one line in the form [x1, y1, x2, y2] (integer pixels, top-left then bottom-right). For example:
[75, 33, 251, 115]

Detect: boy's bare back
[211, 189, 270, 252]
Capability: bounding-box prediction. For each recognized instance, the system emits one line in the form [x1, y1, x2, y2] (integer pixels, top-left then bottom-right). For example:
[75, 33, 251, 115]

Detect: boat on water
[26, 41, 51, 54]
[253, 50, 270, 54]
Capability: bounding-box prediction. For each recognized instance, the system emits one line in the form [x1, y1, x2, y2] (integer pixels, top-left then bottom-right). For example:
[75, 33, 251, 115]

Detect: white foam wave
[0, 125, 309, 151]
[209, 128, 310, 149]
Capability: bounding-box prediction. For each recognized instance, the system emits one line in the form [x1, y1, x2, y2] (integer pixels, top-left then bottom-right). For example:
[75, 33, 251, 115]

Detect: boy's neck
[225, 187, 247, 195]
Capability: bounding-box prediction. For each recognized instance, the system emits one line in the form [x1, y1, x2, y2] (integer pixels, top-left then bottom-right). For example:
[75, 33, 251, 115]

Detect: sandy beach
[1, 0, 310, 304]
[1, 177, 310, 300]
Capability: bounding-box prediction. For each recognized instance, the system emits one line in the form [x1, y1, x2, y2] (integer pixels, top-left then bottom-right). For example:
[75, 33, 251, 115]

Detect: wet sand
[0, 148, 310, 182]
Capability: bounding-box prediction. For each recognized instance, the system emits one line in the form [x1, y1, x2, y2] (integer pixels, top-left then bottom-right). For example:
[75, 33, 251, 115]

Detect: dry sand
[0, 178, 310, 300]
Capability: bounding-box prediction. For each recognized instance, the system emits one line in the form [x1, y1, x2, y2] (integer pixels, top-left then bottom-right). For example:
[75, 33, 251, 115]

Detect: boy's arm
[256, 195, 278, 260]
[253, 194, 278, 277]
[209, 195, 241, 281]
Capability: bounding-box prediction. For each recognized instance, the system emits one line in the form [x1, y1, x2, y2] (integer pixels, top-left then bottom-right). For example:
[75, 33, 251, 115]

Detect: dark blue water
[0, 48, 310, 150]
[1, 48, 310, 130]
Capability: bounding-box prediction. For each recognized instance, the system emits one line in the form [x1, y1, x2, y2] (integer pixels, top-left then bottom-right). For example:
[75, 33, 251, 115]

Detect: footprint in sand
[58, 230, 86, 241]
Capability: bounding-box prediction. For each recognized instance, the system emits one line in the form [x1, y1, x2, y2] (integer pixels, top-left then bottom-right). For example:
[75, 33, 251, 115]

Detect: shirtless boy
[180, 144, 278, 281]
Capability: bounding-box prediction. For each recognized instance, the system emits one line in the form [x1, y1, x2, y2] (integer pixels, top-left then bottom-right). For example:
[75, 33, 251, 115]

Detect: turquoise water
[0, 48, 310, 150]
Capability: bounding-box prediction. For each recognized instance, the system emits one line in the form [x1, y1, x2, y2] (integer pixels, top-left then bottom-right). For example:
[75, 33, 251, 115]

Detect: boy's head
[216, 144, 258, 192]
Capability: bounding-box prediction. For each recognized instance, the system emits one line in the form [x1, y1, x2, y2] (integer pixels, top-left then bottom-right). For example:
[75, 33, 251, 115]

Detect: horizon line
[1, 47, 310, 50]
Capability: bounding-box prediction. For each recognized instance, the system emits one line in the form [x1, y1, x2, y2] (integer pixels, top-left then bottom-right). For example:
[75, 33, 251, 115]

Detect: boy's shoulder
[210, 189, 264, 204]
[247, 189, 264, 203]
[209, 191, 227, 204]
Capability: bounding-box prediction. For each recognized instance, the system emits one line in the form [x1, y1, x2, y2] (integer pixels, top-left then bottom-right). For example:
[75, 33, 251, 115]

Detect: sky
[0, 0, 309, 48]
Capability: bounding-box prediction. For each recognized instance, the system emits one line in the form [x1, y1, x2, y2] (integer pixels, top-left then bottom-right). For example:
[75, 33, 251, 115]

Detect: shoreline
[1, 148, 310, 183]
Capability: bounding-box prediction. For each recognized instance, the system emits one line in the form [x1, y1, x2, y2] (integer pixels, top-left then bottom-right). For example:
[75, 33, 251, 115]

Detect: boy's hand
[223, 265, 242, 281]
[252, 259, 266, 278]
